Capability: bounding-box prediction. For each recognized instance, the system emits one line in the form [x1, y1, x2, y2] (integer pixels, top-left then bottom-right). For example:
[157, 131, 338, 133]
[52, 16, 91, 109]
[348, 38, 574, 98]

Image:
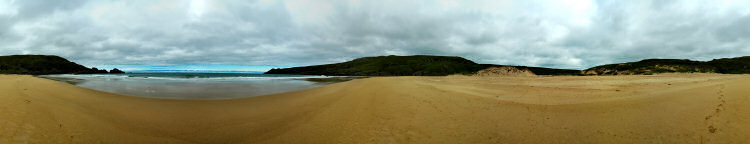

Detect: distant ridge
[583, 56, 750, 75]
[4, 54, 747, 76]
[0, 55, 124, 75]
[265, 55, 579, 76]
[267, 55, 750, 76]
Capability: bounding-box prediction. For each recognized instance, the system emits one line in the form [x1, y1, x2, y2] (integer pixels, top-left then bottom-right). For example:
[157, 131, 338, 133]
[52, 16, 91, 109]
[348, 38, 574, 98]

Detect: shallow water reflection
[46, 74, 330, 99]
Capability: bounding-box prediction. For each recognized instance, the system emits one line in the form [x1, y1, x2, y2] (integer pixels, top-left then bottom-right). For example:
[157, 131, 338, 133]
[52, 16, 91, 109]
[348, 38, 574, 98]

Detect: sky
[1, 0, 749, 70]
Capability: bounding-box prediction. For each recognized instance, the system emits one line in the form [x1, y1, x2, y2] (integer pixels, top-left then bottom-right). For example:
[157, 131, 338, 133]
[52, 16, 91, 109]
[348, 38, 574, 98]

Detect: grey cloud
[716, 15, 750, 42]
[0, 0, 749, 70]
[15, 0, 88, 18]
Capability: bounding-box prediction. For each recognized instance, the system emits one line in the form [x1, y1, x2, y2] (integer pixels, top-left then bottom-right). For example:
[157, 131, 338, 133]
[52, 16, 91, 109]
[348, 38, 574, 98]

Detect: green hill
[5, 54, 746, 76]
[707, 56, 750, 74]
[266, 55, 482, 76]
[0, 55, 117, 75]
[265, 55, 579, 76]
[582, 56, 750, 75]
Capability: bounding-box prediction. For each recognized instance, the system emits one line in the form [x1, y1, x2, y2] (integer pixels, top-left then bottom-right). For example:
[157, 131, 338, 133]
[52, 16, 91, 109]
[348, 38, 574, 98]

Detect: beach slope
[1, 74, 749, 143]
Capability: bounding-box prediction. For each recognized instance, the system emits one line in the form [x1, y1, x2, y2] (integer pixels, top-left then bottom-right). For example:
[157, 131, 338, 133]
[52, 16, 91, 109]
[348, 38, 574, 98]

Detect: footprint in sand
[703, 85, 727, 134]
[708, 126, 717, 133]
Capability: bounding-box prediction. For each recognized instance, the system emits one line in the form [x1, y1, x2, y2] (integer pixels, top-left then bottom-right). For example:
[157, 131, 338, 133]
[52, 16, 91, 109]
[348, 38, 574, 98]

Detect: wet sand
[1, 74, 749, 143]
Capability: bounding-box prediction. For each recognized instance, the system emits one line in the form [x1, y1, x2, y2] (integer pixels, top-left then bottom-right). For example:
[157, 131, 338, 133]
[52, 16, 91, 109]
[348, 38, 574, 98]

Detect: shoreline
[2, 74, 749, 143]
[35, 74, 340, 100]
[296, 76, 369, 83]
[36, 75, 87, 85]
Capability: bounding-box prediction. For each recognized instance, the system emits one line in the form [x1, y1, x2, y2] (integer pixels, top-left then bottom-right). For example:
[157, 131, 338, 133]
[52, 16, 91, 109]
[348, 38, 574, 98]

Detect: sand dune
[1, 74, 749, 143]
[474, 66, 536, 77]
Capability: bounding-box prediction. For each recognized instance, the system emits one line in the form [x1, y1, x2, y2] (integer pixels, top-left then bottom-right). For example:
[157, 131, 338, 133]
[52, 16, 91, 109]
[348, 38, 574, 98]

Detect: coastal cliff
[0, 55, 125, 75]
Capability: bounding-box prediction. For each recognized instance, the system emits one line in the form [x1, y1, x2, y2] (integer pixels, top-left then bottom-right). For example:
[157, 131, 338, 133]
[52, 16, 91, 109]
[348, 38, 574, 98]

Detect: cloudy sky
[1, 0, 749, 70]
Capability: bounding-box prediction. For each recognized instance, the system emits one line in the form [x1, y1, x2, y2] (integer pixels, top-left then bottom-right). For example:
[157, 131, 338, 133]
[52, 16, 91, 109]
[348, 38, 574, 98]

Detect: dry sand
[1, 74, 749, 143]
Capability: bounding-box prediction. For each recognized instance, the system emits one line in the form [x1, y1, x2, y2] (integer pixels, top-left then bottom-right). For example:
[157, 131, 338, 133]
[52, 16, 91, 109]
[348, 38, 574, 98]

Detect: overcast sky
[1, 0, 749, 70]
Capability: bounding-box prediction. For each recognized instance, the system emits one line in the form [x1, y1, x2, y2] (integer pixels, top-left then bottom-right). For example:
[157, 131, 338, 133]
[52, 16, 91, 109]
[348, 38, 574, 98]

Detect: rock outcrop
[109, 68, 125, 73]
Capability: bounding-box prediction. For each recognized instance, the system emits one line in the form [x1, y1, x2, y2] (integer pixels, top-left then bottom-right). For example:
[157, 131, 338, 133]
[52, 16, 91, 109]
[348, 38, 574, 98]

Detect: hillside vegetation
[4, 54, 747, 76]
[708, 56, 750, 74]
[583, 56, 750, 75]
[0, 55, 122, 75]
[265, 55, 579, 76]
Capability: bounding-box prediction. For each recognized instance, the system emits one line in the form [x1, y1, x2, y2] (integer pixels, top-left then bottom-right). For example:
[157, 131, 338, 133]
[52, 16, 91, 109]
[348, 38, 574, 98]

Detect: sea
[42, 73, 333, 99]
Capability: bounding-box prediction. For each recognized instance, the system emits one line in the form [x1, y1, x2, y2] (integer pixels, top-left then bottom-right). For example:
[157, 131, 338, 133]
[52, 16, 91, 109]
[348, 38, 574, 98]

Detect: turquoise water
[45, 73, 332, 99]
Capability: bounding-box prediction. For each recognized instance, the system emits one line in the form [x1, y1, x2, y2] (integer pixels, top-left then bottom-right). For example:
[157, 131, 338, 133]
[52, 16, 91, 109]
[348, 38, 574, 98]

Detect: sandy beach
[1, 74, 749, 143]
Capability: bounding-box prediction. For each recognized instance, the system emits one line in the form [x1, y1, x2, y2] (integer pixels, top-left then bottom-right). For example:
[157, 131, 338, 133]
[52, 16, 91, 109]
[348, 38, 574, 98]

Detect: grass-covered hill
[266, 55, 482, 76]
[0, 55, 120, 75]
[707, 56, 750, 74]
[265, 55, 579, 76]
[583, 56, 750, 75]
[5, 54, 746, 76]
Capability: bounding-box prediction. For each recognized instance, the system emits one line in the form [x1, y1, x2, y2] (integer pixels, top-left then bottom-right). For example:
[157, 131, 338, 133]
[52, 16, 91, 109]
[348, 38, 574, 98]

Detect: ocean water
[43, 73, 333, 99]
